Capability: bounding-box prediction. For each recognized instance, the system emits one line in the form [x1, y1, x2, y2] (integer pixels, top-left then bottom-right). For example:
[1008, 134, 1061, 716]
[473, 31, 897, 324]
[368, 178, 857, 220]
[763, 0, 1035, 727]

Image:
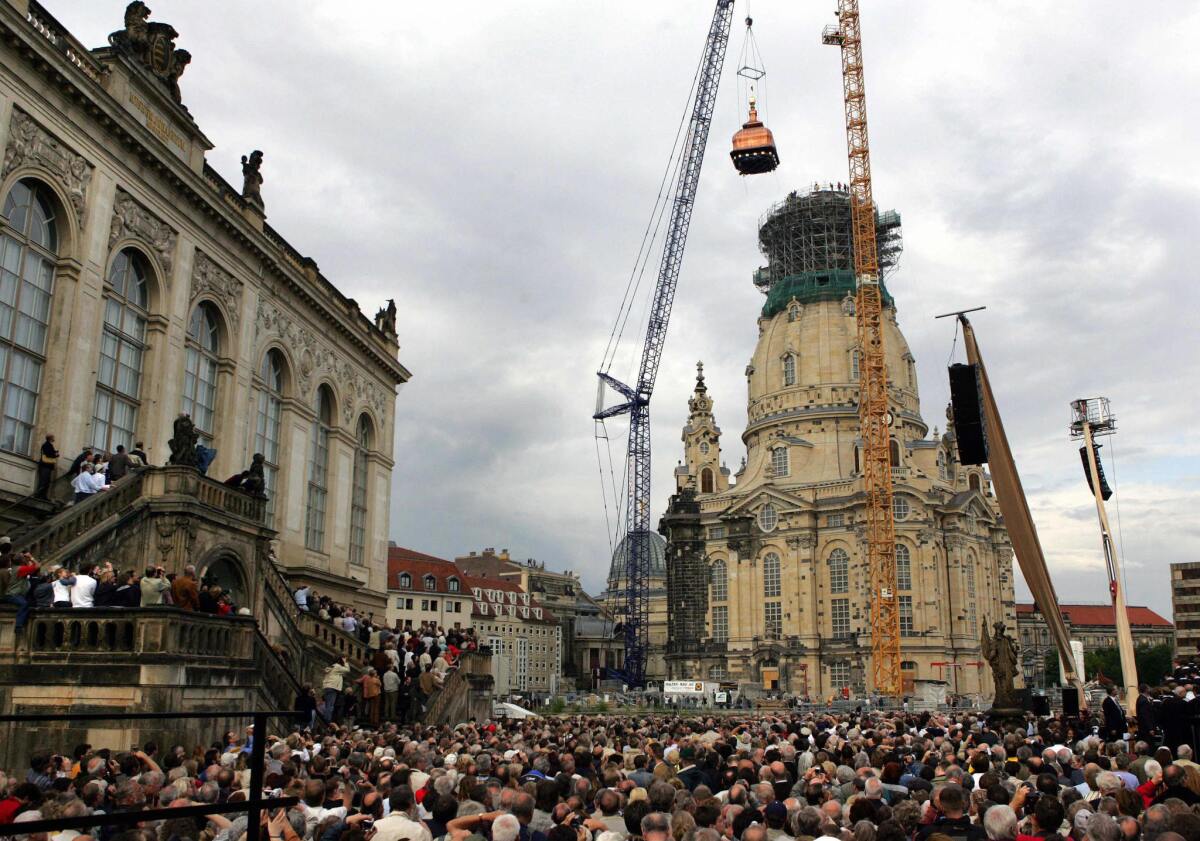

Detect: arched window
[448, 577, 460, 593]
[254, 350, 285, 526]
[304, 385, 333, 551]
[763, 552, 781, 597]
[92, 248, 148, 453]
[424, 574, 436, 591]
[772, 446, 789, 477]
[787, 303, 799, 322]
[349, 414, 373, 566]
[937, 449, 948, 480]
[182, 302, 220, 443]
[896, 543, 911, 590]
[0, 179, 57, 454]
[907, 358, 917, 390]
[758, 502, 778, 533]
[890, 438, 901, 467]
[701, 467, 714, 494]
[850, 349, 861, 381]
[828, 548, 849, 594]
[969, 473, 982, 492]
[783, 354, 796, 386]
[893, 495, 910, 520]
[710, 559, 727, 602]
[398, 572, 412, 589]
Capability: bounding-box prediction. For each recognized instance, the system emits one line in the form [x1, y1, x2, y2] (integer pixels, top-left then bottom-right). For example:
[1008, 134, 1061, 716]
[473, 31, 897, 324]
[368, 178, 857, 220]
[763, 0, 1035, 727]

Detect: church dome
[606, 530, 667, 590]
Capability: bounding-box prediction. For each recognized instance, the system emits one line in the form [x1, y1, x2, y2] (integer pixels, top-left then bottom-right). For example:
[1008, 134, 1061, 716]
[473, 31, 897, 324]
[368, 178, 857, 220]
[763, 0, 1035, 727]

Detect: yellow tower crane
[822, 1, 902, 696]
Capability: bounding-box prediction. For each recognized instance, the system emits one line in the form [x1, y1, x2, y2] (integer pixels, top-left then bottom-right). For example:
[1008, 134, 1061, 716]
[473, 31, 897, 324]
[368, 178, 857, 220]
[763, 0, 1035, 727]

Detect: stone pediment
[721, 486, 810, 518]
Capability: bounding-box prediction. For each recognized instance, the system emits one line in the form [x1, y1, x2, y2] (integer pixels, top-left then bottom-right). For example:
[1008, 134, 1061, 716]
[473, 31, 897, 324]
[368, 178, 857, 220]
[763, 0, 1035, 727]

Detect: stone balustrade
[424, 650, 495, 726]
[25, 0, 107, 83]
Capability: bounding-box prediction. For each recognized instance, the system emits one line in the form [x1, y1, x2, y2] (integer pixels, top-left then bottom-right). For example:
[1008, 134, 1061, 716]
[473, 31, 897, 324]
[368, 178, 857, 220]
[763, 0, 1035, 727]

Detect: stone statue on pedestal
[241, 151, 264, 208]
[168, 413, 199, 467]
[982, 618, 1023, 725]
[242, 453, 267, 498]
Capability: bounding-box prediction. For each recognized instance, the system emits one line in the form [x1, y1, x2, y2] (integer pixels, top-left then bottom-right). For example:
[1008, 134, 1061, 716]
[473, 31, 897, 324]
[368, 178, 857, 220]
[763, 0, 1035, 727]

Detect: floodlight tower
[1070, 397, 1137, 708]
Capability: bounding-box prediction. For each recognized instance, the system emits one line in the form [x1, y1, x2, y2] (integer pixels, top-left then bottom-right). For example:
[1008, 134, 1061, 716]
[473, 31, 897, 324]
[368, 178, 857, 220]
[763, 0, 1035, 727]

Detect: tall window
[710, 559, 727, 602]
[890, 438, 902, 467]
[758, 502, 778, 532]
[305, 385, 333, 551]
[772, 446, 789, 477]
[828, 548, 849, 594]
[851, 349, 861, 381]
[763, 552, 781, 597]
[830, 660, 851, 689]
[398, 572, 411, 589]
[896, 543, 912, 590]
[182, 302, 220, 442]
[937, 449, 949, 480]
[783, 354, 796, 386]
[448, 577, 460, 593]
[764, 602, 782, 637]
[349, 414, 372, 566]
[0, 179, 57, 454]
[701, 467, 714, 493]
[254, 350, 284, 525]
[899, 595, 915, 636]
[424, 574, 436, 591]
[92, 249, 148, 453]
[965, 556, 978, 629]
[711, 605, 728, 642]
[831, 598, 851, 638]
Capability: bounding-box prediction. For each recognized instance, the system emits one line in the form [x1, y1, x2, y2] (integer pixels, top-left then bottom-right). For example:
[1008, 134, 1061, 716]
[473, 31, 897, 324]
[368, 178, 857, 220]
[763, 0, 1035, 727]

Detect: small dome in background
[606, 530, 667, 591]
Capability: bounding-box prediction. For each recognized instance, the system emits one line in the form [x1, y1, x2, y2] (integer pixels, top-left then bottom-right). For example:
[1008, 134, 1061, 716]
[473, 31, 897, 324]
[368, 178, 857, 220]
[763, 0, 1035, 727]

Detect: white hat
[503, 749, 519, 760]
[444, 753, 458, 766]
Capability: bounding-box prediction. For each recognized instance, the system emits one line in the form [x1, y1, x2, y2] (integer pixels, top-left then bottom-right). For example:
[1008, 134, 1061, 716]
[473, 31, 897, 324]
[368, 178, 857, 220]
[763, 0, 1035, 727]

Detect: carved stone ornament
[2, 107, 92, 229]
[109, 188, 177, 277]
[191, 250, 242, 329]
[109, 2, 191, 105]
[255, 297, 390, 422]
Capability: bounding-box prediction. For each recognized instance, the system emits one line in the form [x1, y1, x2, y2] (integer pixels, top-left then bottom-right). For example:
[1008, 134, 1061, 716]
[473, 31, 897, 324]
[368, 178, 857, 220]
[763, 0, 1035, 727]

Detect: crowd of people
[7, 698, 1200, 841]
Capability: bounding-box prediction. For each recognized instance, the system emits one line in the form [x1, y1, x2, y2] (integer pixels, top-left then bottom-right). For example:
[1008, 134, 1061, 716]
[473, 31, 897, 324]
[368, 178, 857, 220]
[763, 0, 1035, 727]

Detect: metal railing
[0, 709, 297, 841]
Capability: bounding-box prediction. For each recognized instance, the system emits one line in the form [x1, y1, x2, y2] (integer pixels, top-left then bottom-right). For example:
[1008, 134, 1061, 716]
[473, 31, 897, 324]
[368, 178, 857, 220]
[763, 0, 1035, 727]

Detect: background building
[1173, 563, 1200, 658]
[1016, 601, 1174, 687]
[467, 572, 560, 696]
[602, 532, 669, 682]
[659, 187, 1016, 700]
[384, 545, 471, 630]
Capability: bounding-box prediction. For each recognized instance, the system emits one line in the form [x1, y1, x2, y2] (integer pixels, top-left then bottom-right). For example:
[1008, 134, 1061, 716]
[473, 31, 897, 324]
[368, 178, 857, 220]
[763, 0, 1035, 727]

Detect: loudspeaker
[1025, 693, 1051, 716]
[1080, 443, 1114, 501]
[948, 363, 988, 465]
[1062, 686, 1081, 719]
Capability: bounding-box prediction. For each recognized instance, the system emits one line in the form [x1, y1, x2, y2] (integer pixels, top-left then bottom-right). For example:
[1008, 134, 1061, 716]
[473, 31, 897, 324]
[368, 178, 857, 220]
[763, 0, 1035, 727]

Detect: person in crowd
[35, 434, 58, 499]
[50, 566, 76, 608]
[70, 563, 98, 608]
[320, 657, 350, 724]
[171, 565, 200, 611]
[0, 553, 37, 631]
[66, 446, 93, 479]
[139, 565, 168, 606]
[70, 463, 107, 503]
[92, 568, 118, 607]
[105, 445, 134, 484]
[114, 569, 141, 607]
[130, 441, 148, 466]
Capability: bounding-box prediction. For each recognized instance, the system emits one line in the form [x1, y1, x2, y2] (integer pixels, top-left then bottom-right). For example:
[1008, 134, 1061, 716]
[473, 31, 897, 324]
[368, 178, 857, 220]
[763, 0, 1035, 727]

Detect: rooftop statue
[241, 150, 264, 209]
[109, 2, 191, 105]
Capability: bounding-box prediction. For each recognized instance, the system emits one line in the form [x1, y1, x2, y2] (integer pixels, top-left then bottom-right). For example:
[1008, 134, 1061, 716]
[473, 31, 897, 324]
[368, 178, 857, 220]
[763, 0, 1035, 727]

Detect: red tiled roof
[386, 547, 465, 595]
[1016, 602, 1173, 628]
[454, 553, 521, 579]
[456, 561, 556, 624]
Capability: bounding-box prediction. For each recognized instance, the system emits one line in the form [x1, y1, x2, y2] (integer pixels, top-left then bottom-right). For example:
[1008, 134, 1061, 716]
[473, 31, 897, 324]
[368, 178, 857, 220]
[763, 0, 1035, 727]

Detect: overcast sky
[57, 1, 1200, 618]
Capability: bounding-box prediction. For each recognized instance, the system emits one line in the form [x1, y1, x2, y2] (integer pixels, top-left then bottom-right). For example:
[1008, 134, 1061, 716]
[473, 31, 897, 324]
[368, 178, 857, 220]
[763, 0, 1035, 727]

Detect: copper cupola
[730, 96, 780, 175]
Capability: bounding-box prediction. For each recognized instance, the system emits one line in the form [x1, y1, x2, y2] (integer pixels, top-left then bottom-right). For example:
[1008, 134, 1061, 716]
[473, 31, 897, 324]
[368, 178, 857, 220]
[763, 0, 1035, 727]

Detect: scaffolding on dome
[753, 185, 903, 296]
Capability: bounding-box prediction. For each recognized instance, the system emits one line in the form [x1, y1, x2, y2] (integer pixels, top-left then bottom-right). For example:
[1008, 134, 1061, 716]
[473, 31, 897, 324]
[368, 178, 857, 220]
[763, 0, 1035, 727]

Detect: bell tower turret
[679, 361, 729, 495]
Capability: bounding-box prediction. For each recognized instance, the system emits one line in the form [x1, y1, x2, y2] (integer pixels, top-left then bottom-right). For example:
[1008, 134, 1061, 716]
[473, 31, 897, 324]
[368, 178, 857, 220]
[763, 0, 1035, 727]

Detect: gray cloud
[54, 1, 1199, 616]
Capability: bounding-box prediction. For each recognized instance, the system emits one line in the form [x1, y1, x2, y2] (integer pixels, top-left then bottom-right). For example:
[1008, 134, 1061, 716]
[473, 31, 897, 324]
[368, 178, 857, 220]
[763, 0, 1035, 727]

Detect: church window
[851, 350, 861, 381]
[699, 441, 710, 454]
[937, 449, 948, 480]
[708, 526, 726, 539]
[890, 438, 902, 467]
[0, 179, 57, 455]
[764, 602, 782, 637]
[965, 557, 977, 629]
[305, 385, 333, 551]
[828, 548, 849, 594]
[771, 446, 789, 477]
[893, 495, 910, 520]
[899, 595, 915, 636]
[788, 303, 800, 322]
[827, 513, 844, 528]
[182, 302, 221, 444]
[783, 354, 796, 386]
[254, 350, 285, 526]
[896, 544, 912, 590]
[93, 248, 148, 455]
[969, 473, 982, 492]
[831, 599, 851, 638]
[701, 467, 714, 493]
[349, 414, 373, 566]
[758, 503, 778, 533]
[763, 552, 781, 597]
[710, 559, 727, 602]
[907, 358, 917, 389]
[711, 606, 728, 642]
[830, 660, 851, 689]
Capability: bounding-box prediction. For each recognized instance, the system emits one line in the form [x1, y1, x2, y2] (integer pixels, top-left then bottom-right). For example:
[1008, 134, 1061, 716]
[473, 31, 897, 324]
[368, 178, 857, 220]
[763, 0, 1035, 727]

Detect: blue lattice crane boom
[593, 0, 737, 689]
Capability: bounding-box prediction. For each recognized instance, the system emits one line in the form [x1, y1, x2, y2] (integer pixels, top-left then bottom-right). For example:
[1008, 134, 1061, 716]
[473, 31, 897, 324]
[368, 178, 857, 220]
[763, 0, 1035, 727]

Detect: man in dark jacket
[106, 445, 134, 483]
[916, 783, 987, 841]
[1136, 684, 1158, 743]
[676, 745, 706, 792]
[1102, 685, 1127, 740]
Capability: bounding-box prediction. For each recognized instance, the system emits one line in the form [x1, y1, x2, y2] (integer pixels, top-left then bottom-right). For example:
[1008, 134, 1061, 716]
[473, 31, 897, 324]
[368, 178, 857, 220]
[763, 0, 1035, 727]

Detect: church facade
[0, 0, 409, 609]
[661, 187, 1016, 701]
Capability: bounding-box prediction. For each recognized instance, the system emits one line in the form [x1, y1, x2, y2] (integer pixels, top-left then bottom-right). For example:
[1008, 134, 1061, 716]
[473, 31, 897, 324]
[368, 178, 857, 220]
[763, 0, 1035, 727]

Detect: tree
[1044, 652, 1060, 686]
[1078, 644, 1175, 686]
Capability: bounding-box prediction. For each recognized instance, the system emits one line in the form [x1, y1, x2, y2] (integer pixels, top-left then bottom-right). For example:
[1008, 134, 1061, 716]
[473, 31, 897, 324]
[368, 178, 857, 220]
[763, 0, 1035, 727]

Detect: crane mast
[594, 0, 735, 688]
[823, 0, 902, 695]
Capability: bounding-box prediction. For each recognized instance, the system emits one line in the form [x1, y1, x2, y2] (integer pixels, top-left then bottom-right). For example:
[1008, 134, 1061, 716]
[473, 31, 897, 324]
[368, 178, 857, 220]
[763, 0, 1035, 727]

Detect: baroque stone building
[0, 0, 409, 610]
[660, 187, 1016, 700]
